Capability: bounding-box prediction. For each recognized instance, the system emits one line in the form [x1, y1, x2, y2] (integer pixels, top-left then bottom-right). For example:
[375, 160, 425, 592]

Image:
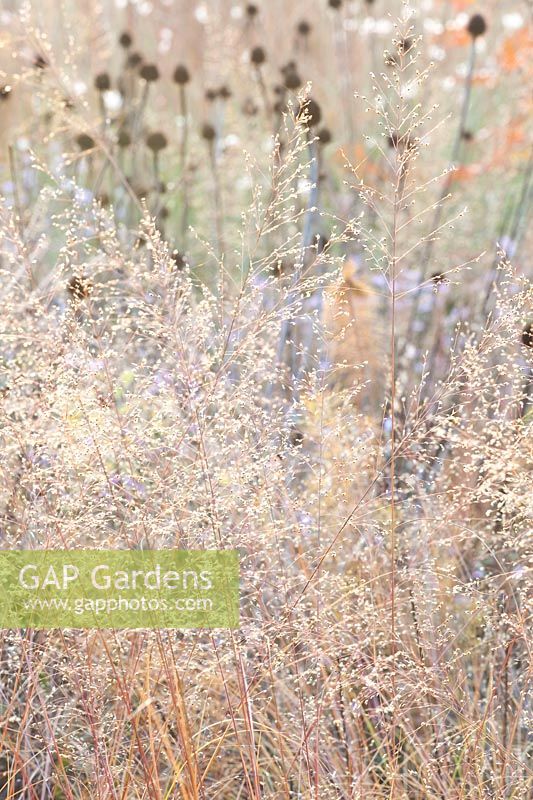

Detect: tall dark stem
[179, 84, 190, 247]
[402, 39, 477, 356]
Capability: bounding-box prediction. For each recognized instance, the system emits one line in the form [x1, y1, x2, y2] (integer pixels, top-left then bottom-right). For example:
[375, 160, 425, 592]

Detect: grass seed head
[67, 275, 92, 300]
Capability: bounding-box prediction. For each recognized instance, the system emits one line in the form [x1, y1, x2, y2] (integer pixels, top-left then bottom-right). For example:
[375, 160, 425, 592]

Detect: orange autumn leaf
[500, 28, 533, 72]
[449, 0, 476, 9]
[488, 123, 530, 168]
[438, 28, 470, 48]
[471, 69, 497, 87]
[505, 125, 525, 147]
[450, 164, 480, 182]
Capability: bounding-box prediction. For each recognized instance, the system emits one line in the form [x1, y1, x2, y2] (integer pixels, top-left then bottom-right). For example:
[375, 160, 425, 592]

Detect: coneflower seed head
[284, 69, 301, 90]
[298, 98, 321, 127]
[146, 132, 168, 152]
[522, 323, 533, 348]
[77, 133, 95, 151]
[117, 130, 131, 147]
[127, 52, 143, 68]
[119, 32, 132, 48]
[94, 72, 111, 91]
[140, 63, 159, 82]
[251, 46, 266, 65]
[467, 14, 487, 38]
[201, 122, 216, 142]
[173, 65, 190, 85]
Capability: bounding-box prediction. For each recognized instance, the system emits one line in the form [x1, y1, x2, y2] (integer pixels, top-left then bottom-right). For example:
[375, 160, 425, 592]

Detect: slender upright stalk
[255, 65, 271, 117]
[274, 132, 320, 394]
[8, 145, 24, 241]
[179, 84, 190, 246]
[402, 39, 477, 352]
[209, 143, 225, 261]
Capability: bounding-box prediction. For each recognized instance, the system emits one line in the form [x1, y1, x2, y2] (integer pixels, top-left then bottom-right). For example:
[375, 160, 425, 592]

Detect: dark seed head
[201, 122, 216, 142]
[76, 133, 95, 151]
[316, 233, 329, 253]
[387, 131, 415, 153]
[298, 98, 321, 127]
[522, 322, 533, 348]
[467, 14, 487, 38]
[246, 3, 258, 16]
[140, 63, 159, 82]
[94, 72, 111, 92]
[97, 192, 110, 207]
[281, 60, 296, 74]
[173, 64, 190, 85]
[329, 0, 342, 7]
[117, 130, 131, 148]
[0, 85, 12, 100]
[119, 31, 133, 48]
[67, 275, 92, 300]
[172, 250, 187, 270]
[218, 85, 232, 100]
[297, 20, 311, 36]
[160, 207, 169, 219]
[34, 54, 48, 70]
[461, 129, 474, 141]
[284, 68, 301, 90]
[290, 428, 304, 446]
[242, 97, 258, 116]
[127, 51, 143, 69]
[250, 46, 266, 65]
[146, 131, 168, 152]
[205, 88, 217, 101]
[318, 127, 332, 145]
[398, 37, 413, 54]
